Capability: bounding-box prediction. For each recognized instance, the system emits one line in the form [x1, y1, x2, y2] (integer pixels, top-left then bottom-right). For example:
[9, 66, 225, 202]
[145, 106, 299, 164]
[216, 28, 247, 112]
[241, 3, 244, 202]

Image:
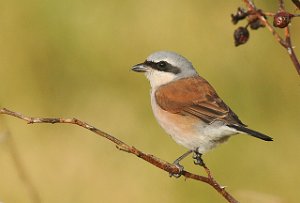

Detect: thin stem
[279, 0, 285, 10]
[257, 14, 288, 47]
[6, 132, 41, 203]
[264, 12, 275, 16]
[285, 26, 300, 74]
[243, 0, 255, 9]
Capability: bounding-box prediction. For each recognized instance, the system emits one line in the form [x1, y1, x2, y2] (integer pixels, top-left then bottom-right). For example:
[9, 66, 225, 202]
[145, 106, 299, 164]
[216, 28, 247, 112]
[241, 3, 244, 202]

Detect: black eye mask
[144, 60, 181, 74]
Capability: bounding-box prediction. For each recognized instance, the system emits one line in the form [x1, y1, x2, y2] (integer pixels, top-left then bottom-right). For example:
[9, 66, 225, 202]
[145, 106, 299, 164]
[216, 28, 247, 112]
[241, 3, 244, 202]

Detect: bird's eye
[158, 61, 167, 68]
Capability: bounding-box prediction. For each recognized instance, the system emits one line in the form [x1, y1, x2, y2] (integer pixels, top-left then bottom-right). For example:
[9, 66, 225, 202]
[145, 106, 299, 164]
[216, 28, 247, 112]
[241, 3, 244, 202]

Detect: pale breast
[150, 89, 206, 151]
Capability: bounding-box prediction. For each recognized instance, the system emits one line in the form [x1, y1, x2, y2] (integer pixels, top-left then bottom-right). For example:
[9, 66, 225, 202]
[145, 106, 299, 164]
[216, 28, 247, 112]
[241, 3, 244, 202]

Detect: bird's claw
[193, 152, 204, 166]
[169, 162, 184, 178]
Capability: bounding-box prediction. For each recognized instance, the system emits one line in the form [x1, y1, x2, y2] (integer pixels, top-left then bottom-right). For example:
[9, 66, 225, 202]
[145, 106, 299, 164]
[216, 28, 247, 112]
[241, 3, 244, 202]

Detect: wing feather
[155, 76, 246, 126]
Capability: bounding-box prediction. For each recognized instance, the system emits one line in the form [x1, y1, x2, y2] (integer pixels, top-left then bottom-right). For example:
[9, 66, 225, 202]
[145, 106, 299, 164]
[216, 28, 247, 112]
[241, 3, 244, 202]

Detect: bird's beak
[131, 63, 149, 73]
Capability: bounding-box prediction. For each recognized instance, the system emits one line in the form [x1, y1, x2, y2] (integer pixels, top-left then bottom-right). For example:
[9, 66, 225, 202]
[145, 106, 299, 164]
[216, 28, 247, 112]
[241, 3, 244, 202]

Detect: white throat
[145, 70, 177, 89]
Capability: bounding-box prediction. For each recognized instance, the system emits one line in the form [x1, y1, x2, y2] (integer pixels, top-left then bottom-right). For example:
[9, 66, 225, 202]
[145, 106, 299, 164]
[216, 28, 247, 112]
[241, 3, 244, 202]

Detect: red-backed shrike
[132, 51, 272, 175]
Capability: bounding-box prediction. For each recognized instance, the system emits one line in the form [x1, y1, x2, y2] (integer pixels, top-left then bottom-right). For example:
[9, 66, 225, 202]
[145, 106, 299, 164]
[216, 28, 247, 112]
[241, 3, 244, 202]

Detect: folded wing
[155, 76, 246, 126]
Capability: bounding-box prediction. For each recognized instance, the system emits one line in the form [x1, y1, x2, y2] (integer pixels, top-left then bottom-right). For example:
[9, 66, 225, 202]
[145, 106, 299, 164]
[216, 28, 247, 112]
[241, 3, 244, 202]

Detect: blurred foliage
[0, 0, 299, 202]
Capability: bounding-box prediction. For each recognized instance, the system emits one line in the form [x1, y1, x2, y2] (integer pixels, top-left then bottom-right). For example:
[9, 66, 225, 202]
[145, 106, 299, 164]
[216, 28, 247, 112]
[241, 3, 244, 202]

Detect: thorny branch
[239, 0, 300, 75]
[0, 108, 239, 203]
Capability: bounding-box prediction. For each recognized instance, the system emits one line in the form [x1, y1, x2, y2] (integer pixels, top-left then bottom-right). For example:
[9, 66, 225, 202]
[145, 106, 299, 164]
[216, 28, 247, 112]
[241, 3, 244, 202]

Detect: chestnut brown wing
[155, 76, 246, 126]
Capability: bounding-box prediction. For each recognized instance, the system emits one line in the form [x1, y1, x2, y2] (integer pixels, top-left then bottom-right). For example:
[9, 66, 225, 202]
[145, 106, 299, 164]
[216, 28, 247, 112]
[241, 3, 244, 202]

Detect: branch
[284, 26, 300, 75]
[242, 0, 300, 75]
[0, 108, 239, 203]
[279, 0, 285, 10]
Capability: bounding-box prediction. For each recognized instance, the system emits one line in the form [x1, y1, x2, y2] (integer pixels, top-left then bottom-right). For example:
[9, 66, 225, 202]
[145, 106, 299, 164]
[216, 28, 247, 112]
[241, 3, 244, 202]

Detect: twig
[6, 132, 41, 203]
[242, 0, 300, 75]
[285, 26, 300, 75]
[1, 117, 41, 203]
[0, 107, 239, 203]
[279, 0, 285, 10]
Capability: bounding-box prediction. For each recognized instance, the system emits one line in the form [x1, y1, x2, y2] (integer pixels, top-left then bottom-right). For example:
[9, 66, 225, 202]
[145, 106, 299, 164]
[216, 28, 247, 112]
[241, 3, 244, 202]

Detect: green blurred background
[0, 0, 299, 202]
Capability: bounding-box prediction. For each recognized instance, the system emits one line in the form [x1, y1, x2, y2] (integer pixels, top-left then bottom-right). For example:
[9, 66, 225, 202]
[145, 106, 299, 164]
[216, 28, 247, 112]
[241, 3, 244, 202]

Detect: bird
[132, 51, 272, 176]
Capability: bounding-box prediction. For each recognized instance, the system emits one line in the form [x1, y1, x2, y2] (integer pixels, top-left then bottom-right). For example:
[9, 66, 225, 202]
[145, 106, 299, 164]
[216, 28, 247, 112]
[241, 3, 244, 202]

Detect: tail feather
[228, 124, 273, 141]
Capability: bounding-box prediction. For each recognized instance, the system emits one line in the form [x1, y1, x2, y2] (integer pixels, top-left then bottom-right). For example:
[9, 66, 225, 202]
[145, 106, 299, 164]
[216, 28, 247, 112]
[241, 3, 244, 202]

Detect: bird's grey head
[132, 51, 198, 89]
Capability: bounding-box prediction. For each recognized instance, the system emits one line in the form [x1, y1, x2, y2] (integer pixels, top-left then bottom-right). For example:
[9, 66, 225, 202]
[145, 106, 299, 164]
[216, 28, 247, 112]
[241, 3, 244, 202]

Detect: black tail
[228, 124, 273, 141]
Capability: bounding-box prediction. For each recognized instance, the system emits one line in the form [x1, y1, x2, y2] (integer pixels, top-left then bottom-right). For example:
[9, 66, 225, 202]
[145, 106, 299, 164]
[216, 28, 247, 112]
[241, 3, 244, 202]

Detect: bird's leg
[192, 148, 213, 178]
[192, 149, 205, 167]
[169, 150, 193, 178]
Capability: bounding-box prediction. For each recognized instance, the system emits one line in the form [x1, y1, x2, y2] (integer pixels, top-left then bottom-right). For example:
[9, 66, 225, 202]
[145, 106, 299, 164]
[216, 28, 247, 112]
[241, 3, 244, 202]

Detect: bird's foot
[169, 150, 193, 178]
[169, 161, 184, 178]
[193, 151, 205, 167]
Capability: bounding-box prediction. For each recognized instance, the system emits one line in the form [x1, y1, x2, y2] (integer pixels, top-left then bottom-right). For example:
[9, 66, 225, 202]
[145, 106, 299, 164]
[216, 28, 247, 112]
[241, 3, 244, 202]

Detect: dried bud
[247, 10, 266, 30]
[231, 7, 248, 24]
[292, 0, 300, 10]
[234, 27, 249, 46]
[249, 19, 265, 30]
[273, 11, 294, 28]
